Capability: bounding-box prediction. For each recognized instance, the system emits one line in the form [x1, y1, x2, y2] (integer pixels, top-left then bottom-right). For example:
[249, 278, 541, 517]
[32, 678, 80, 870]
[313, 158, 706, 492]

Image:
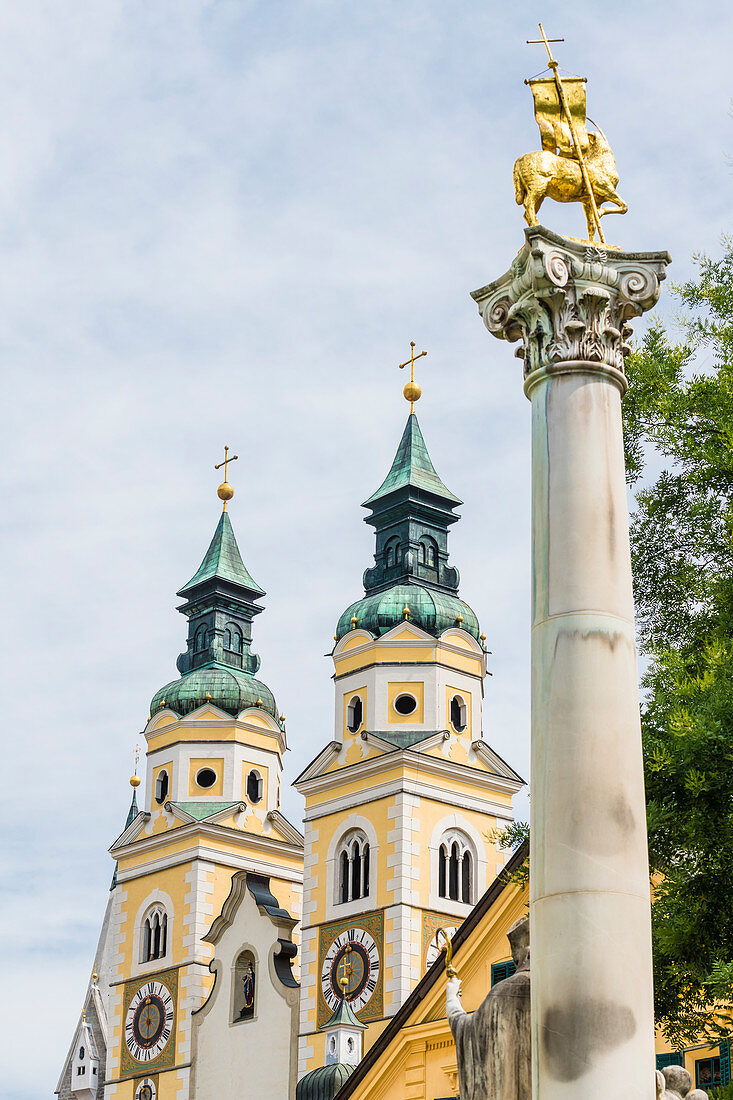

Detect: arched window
[450, 694, 467, 732]
[420, 536, 438, 569]
[224, 623, 243, 653]
[154, 769, 169, 805]
[340, 850, 349, 904]
[438, 831, 474, 904]
[246, 769, 263, 804]
[79, 1047, 84, 1059]
[346, 695, 363, 733]
[337, 830, 370, 904]
[194, 625, 208, 652]
[233, 950, 256, 1022]
[141, 904, 168, 962]
[384, 538, 401, 569]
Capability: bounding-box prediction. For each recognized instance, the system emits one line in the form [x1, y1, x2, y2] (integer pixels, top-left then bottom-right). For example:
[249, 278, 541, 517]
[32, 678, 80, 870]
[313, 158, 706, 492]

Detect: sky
[1, 1, 731, 1096]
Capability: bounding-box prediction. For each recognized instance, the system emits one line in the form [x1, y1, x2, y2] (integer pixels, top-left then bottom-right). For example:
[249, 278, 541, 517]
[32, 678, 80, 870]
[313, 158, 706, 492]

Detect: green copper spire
[149, 508, 279, 722]
[179, 511, 264, 597]
[111, 786, 139, 890]
[362, 413, 461, 508]
[335, 412, 481, 642]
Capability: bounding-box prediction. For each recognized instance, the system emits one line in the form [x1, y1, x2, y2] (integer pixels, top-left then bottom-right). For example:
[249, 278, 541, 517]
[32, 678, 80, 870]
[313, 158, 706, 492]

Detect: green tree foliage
[623, 244, 733, 1046]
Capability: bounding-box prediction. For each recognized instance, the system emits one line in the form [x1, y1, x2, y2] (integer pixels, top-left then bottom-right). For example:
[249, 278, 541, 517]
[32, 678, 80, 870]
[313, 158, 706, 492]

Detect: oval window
[346, 695, 363, 733]
[195, 767, 217, 789]
[450, 695, 467, 732]
[155, 769, 169, 804]
[247, 769, 263, 804]
[394, 693, 417, 716]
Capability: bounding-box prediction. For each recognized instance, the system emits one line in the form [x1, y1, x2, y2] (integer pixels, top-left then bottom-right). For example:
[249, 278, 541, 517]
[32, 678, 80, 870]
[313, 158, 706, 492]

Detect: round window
[394, 693, 417, 716]
[195, 767, 217, 789]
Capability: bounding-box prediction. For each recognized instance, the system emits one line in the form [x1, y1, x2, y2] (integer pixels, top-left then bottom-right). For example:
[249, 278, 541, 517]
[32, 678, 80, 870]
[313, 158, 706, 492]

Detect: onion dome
[337, 584, 479, 641]
[149, 508, 279, 722]
[295, 1064, 355, 1100]
[335, 412, 481, 642]
[150, 667, 277, 720]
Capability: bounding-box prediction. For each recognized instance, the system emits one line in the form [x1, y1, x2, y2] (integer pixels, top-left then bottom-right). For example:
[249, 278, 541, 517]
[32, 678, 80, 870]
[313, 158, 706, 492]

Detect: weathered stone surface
[656, 1064, 708, 1100]
[471, 226, 670, 382]
[446, 916, 531, 1100]
[472, 227, 670, 1100]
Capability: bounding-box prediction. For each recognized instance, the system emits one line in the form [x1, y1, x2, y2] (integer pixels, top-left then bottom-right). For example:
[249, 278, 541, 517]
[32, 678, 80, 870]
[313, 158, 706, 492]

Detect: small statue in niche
[445, 916, 531, 1100]
[234, 954, 256, 1022]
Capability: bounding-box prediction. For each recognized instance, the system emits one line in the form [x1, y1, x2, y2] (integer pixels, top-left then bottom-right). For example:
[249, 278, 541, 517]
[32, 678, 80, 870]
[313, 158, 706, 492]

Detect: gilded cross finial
[215, 445, 239, 512]
[398, 341, 427, 413]
[526, 22, 564, 68]
[130, 744, 141, 789]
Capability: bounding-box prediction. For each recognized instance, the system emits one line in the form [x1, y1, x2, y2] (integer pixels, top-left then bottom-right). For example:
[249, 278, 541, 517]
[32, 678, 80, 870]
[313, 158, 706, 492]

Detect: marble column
[472, 227, 670, 1100]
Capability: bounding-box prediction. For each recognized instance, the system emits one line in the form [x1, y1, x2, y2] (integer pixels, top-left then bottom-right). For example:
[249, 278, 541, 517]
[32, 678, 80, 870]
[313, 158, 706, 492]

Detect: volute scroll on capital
[471, 227, 671, 382]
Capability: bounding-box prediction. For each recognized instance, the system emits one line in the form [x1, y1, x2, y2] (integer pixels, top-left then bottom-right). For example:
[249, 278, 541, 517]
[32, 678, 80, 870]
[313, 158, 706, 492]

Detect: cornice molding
[301, 773, 516, 824]
[113, 839, 304, 885]
[295, 740, 522, 798]
[145, 708, 287, 754]
[110, 815, 304, 863]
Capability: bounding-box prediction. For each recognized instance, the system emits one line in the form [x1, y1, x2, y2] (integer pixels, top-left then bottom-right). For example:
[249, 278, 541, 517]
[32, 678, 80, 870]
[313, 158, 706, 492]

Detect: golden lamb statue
[515, 25, 627, 245]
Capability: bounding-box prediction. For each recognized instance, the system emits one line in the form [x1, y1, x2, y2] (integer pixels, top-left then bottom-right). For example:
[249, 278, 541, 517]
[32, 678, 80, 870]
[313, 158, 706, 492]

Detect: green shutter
[656, 1053, 683, 1072]
[491, 960, 517, 986]
[720, 1041, 731, 1086]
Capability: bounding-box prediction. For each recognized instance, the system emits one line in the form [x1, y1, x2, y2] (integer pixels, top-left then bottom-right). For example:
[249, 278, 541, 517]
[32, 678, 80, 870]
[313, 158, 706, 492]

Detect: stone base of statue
[471, 227, 670, 1100]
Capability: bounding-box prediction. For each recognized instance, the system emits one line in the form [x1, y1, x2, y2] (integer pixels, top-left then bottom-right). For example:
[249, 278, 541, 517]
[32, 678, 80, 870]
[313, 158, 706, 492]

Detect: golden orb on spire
[403, 379, 422, 405]
[130, 774, 142, 788]
[217, 481, 234, 503]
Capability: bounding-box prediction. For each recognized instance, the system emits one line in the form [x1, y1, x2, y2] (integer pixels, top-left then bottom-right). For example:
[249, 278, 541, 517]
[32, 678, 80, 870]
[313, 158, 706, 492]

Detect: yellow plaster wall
[334, 642, 482, 680]
[188, 758, 225, 796]
[387, 682, 425, 725]
[147, 721, 283, 757]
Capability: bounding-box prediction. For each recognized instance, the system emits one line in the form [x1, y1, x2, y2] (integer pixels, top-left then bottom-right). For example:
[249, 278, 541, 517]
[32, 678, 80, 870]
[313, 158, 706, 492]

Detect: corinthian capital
[471, 227, 671, 386]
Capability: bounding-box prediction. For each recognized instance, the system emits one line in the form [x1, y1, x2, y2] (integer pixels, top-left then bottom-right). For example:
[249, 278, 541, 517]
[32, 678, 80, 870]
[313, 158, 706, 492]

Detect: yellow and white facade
[57, 411, 526, 1100]
[294, 410, 523, 1079]
[106, 701, 303, 1100]
[295, 620, 522, 1076]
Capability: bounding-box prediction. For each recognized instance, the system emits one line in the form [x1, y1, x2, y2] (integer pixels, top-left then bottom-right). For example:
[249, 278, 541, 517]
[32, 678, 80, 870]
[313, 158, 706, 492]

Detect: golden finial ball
[403, 381, 422, 404]
[130, 774, 141, 788]
[217, 481, 234, 502]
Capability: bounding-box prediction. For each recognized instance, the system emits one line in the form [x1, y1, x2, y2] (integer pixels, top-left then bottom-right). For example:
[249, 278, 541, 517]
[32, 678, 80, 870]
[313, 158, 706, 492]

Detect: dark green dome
[336, 583, 480, 642]
[296, 1064, 356, 1100]
[150, 663, 278, 720]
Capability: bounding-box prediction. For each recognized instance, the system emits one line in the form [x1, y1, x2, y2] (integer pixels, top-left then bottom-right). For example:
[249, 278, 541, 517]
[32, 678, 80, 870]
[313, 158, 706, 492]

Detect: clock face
[135, 1080, 156, 1100]
[321, 927, 381, 1014]
[125, 981, 174, 1063]
[425, 925, 459, 970]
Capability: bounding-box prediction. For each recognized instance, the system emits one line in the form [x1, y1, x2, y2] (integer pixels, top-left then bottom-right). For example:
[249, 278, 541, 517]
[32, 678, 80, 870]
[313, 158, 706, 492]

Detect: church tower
[295, 367, 523, 1078]
[97, 465, 304, 1100]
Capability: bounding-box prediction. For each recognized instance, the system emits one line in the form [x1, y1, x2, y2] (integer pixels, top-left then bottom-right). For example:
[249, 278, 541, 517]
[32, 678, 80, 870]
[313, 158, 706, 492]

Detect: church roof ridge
[362, 413, 462, 509]
[178, 511, 265, 598]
